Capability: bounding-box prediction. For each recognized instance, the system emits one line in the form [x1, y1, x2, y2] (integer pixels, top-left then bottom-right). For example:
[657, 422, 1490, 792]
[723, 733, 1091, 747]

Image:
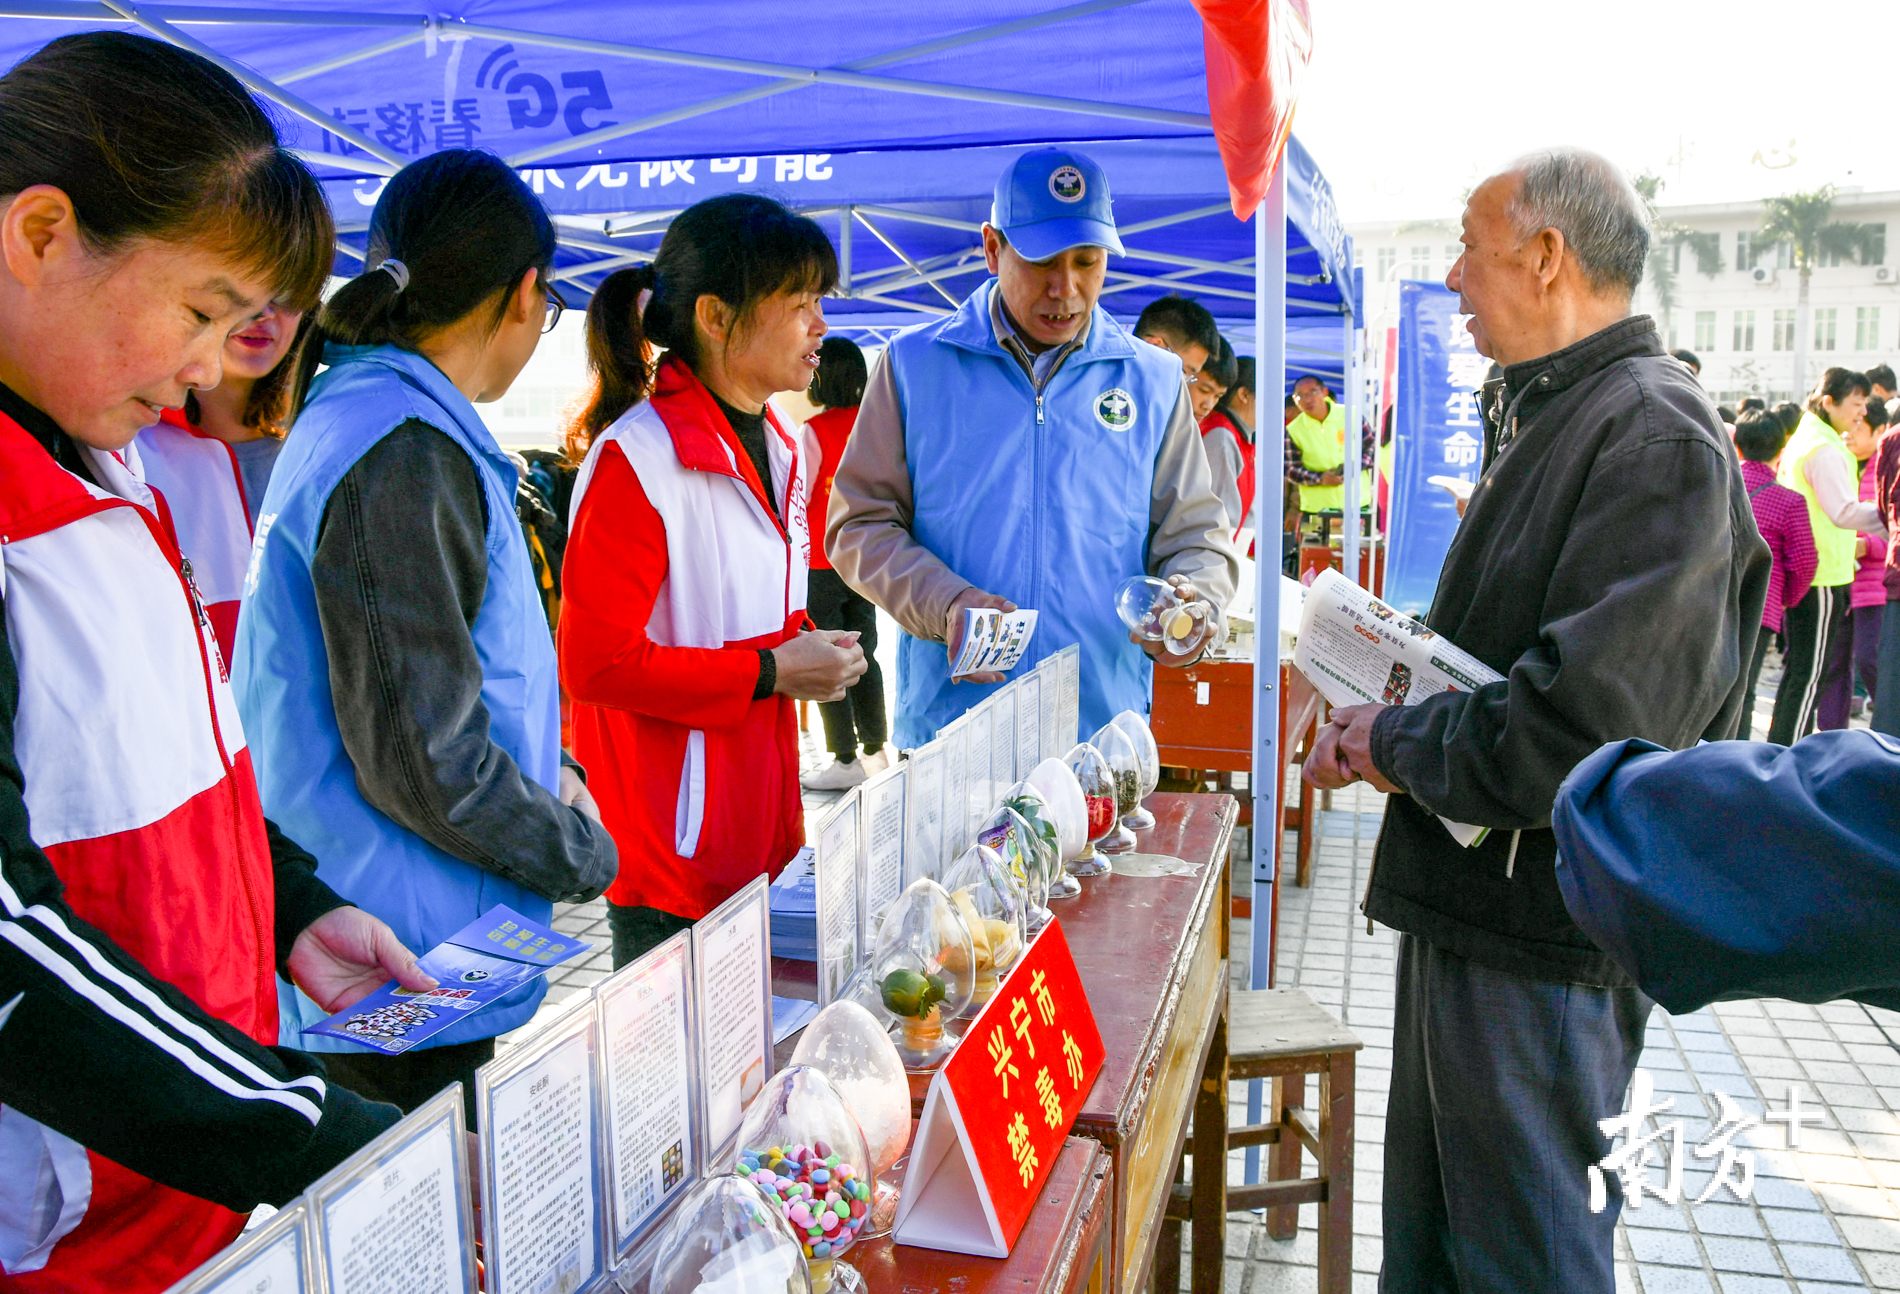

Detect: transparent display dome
[831, 964, 898, 1031]
[1110, 710, 1161, 832]
[789, 1002, 913, 1241]
[942, 842, 1027, 1012]
[731, 1066, 874, 1293]
[1113, 575, 1214, 657]
[975, 804, 1045, 927]
[1024, 757, 1087, 899]
[1064, 742, 1119, 877]
[1087, 722, 1143, 856]
[871, 878, 976, 1070]
[649, 1175, 813, 1294]
[997, 784, 1060, 931]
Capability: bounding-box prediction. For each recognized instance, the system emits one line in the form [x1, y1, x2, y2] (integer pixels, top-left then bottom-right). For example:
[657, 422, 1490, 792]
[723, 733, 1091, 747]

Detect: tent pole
[840, 207, 853, 298]
[1341, 310, 1360, 585]
[1246, 157, 1288, 1188]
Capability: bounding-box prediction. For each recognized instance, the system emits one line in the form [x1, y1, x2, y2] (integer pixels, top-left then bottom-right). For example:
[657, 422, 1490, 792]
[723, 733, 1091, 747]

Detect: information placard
[1035, 656, 1061, 767]
[937, 721, 968, 877]
[903, 739, 946, 885]
[989, 682, 1018, 805]
[1014, 671, 1043, 786]
[963, 698, 994, 845]
[310, 1085, 475, 1294]
[858, 762, 906, 941]
[596, 932, 697, 1263]
[813, 789, 861, 1006]
[476, 999, 606, 1294]
[168, 1201, 312, 1294]
[692, 875, 773, 1161]
[1055, 644, 1081, 755]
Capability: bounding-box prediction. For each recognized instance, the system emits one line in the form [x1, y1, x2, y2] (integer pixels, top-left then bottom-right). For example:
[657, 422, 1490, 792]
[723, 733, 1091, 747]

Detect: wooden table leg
[1317, 1053, 1355, 1294]
[1189, 1014, 1228, 1294]
[1154, 1172, 1183, 1293]
[1266, 1073, 1303, 1240]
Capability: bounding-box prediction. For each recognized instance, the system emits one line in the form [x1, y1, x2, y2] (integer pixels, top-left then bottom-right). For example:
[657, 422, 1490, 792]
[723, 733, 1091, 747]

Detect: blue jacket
[887, 281, 1182, 747]
[1552, 731, 1900, 1014]
[234, 344, 564, 1048]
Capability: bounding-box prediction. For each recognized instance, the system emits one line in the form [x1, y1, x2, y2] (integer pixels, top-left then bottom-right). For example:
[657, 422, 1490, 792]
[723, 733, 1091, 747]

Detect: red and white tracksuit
[560, 358, 810, 919]
[132, 410, 253, 665]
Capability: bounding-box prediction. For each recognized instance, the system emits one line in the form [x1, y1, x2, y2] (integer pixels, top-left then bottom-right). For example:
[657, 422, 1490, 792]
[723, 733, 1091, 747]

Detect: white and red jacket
[560, 357, 811, 918]
[0, 409, 384, 1292]
[133, 410, 253, 664]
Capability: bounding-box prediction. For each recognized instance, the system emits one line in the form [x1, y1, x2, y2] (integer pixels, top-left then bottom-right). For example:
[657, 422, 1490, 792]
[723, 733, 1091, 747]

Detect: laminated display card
[937, 721, 969, 876]
[308, 1085, 477, 1294]
[902, 739, 945, 886]
[1055, 644, 1081, 754]
[857, 762, 907, 941]
[167, 1200, 312, 1294]
[692, 875, 774, 1161]
[1034, 655, 1061, 767]
[989, 680, 1018, 797]
[962, 697, 994, 844]
[891, 920, 1106, 1257]
[305, 905, 591, 1053]
[595, 932, 699, 1266]
[476, 998, 608, 1294]
[1014, 670, 1043, 782]
[812, 789, 861, 1006]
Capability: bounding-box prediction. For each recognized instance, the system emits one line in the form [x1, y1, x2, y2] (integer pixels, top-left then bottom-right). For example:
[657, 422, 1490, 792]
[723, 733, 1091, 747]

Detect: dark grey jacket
[1363, 316, 1770, 985]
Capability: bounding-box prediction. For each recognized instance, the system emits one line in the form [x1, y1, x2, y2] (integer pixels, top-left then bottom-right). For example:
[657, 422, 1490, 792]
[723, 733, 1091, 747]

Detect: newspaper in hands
[951, 607, 1039, 679]
[1292, 569, 1500, 847]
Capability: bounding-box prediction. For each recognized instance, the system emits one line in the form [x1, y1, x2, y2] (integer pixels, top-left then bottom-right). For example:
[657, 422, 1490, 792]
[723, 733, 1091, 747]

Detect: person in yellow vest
[1768, 366, 1889, 742]
[1284, 373, 1373, 538]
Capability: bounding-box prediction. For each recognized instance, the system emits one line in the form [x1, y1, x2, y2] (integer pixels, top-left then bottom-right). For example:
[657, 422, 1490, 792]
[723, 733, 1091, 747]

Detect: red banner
[1190, 0, 1314, 218]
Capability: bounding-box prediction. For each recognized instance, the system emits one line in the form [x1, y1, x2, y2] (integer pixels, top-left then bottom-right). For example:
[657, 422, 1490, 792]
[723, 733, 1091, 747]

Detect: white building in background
[1350, 188, 1900, 408]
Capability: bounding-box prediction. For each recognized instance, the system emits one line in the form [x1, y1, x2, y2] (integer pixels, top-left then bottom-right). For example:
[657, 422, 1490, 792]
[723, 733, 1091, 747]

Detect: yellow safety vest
[1776, 410, 1859, 587]
[1286, 401, 1371, 514]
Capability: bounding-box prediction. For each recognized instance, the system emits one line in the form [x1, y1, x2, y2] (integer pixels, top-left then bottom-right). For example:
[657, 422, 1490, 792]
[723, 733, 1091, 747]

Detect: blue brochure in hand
[305, 905, 592, 1054]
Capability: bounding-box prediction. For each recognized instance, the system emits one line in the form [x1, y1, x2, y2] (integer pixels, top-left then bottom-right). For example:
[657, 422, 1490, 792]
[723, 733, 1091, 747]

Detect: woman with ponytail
[560, 193, 867, 967]
[0, 33, 434, 1290]
[235, 149, 616, 1112]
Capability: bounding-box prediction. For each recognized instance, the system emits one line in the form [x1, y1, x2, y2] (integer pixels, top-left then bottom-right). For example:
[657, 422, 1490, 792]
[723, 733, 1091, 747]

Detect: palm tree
[1633, 173, 1722, 347]
[1760, 186, 1884, 397]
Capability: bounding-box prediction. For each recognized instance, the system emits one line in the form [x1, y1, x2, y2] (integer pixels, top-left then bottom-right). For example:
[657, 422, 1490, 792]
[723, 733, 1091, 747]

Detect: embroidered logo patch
[1049, 165, 1086, 203]
[1095, 388, 1136, 432]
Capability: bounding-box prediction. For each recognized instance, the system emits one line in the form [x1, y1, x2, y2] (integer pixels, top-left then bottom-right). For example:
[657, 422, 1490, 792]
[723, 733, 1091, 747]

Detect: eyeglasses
[542, 280, 568, 334]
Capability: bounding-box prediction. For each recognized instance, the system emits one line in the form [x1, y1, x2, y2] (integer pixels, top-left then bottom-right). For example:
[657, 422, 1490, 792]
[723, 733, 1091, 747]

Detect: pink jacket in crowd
[1851, 456, 1889, 609]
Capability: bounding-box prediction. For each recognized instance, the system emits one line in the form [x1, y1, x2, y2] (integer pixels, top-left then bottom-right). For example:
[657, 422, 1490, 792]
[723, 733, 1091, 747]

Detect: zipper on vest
[178, 557, 228, 682]
[1035, 395, 1045, 426]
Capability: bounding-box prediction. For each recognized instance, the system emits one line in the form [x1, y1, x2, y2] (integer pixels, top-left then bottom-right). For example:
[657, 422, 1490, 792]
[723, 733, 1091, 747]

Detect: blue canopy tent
[1, 1, 1340, 1053]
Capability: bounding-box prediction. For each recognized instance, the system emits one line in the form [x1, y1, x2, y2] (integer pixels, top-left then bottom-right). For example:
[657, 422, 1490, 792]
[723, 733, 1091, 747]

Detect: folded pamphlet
[305, 905, 591, 1053]
[950, 607, 1039, 679]
[1291, 569, 1500, 848]
[1426, 474, 1476, 503]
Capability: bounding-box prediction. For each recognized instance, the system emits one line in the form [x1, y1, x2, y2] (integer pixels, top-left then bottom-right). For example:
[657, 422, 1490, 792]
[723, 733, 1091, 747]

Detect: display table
[775, 791, 1236, 1294]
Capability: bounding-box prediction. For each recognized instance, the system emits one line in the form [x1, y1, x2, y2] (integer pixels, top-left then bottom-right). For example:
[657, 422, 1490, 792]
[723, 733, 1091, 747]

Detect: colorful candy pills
[735, 1139, 873, 1261]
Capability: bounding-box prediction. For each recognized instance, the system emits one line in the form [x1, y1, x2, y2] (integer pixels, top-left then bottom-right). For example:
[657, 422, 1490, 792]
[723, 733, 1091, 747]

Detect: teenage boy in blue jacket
[826, 147, 1239, 748]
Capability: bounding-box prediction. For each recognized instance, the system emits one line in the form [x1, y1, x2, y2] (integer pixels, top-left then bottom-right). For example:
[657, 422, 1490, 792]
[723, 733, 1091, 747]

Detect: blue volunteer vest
[234, 343, 563, 1049]
[890, 281, 1178, 748]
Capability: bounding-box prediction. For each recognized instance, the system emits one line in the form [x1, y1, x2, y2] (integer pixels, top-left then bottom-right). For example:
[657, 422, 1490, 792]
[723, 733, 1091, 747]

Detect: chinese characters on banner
[1589, 1068, 1829, 1212]
[892, 920, 1105, 1257]
[1384, 280, 1485, 619]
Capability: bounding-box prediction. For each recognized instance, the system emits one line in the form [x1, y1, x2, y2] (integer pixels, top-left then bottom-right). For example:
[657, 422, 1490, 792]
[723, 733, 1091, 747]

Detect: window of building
[1869, 225, 1888, 266]
[1732, 311, 1755, 352]
[1858, 306, 1882, 351]
[1777, 241, 1795, 269]
[1377, 247, 1395, 282]
[1815, 308, 1838, 351]
[1735, 231, 1754, 272]
[1772, 309, 1796, 351]
[1695, 311, 1716, 352]
[1819, 245, 1844, 269]
[1444, 244, 1460, 274]
[1409, 245, 1430, 279]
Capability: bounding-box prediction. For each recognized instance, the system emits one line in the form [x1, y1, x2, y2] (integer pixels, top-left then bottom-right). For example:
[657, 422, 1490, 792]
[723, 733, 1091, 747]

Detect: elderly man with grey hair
[1304, 148, 1769, 1291]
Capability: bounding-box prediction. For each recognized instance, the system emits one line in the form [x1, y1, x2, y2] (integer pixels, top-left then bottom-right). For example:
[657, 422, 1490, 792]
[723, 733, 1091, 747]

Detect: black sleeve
[268, 819, 349, 976]
[0, 595, 399, 1211]
[1370, 434, 1764, 828]
[312, 421, 616, 903]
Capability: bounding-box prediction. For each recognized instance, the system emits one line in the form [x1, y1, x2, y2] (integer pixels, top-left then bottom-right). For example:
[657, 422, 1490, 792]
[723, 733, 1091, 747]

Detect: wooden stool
[1153, 987, 1362, 1294]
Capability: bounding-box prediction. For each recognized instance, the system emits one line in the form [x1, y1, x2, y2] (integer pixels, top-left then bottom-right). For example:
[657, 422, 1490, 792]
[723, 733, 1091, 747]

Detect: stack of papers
[768, 847, 816, 961]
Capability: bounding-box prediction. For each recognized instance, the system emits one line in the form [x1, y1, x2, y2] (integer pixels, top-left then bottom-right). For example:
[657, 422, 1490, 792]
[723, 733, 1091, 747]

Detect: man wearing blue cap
[827, 147, 1239, 747]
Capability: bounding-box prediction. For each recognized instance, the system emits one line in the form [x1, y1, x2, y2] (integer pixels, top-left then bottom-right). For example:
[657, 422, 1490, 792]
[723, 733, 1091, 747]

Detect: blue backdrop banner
[1383, 281, 1486, 618]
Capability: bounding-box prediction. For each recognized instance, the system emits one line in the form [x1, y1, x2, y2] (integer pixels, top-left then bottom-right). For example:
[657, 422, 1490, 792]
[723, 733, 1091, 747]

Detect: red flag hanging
[1190, 0, 1314, 218]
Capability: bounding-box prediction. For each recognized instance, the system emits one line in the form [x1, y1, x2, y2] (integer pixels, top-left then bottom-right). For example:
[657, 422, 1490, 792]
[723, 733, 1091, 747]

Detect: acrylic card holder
[308, 1084, 477, 1294]
[1056, 644, 1081, 753]
[963, 696, 995, 844]
[164, 1200, 312, 1294]
[902, 738, 946, 886]
[857, 760, 907, 946]
[476, 997, 609, 1294]
[938, 720, 969, 876]
[989, 680, 1019, 797]
[1035, 656, 1061, 767]
[691, 874, 774, 1165]
[1015, 670, 1043, 783]
[812, 788, 861, 1007]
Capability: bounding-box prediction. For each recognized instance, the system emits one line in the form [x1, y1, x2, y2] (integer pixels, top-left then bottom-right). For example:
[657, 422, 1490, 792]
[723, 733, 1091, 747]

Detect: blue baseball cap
[990, 147, 1124, 261]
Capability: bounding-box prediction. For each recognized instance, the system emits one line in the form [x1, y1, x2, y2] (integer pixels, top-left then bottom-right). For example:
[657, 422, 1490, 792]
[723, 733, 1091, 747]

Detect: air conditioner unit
[1877, 266, 1896, 284]
[1751, 266, 1776, 284]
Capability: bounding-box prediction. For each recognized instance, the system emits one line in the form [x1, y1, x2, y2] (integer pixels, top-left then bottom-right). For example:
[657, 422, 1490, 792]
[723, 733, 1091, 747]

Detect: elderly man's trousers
[1380, 933, 1653, 1294]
